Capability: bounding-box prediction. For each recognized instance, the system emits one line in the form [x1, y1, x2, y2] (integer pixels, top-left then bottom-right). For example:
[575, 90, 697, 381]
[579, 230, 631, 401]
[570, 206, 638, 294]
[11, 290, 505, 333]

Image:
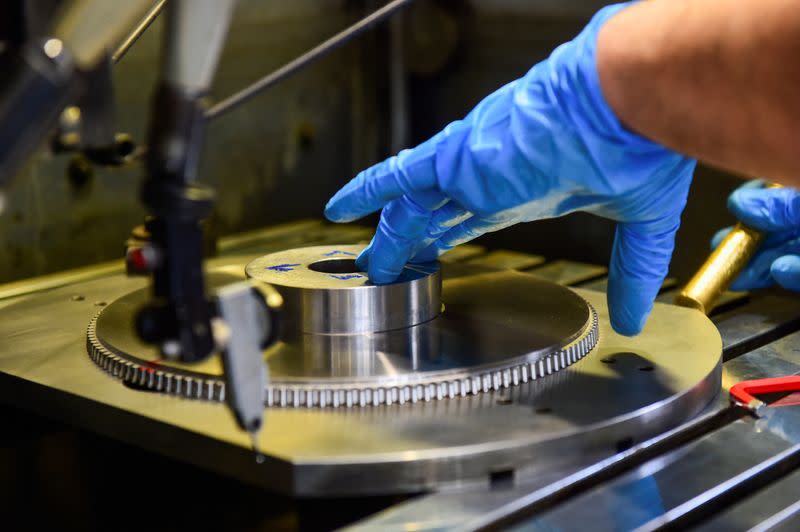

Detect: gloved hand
[324, 3, 696, 336]
[712, 181, 800, 292]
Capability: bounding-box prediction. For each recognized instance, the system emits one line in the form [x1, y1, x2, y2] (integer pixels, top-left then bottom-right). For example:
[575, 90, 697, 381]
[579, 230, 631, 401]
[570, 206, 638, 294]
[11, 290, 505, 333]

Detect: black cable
[206, 0, 414, 121]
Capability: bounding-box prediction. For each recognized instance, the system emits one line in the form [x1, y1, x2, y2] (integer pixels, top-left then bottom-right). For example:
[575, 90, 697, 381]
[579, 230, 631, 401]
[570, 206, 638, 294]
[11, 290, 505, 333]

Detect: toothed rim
[86, 305, 598, 408]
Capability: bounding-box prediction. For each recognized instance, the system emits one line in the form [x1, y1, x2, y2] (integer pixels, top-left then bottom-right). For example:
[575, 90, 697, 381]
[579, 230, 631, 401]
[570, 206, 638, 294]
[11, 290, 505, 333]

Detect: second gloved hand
[324, 3, 696, 336]
[712, 182, 800, 292]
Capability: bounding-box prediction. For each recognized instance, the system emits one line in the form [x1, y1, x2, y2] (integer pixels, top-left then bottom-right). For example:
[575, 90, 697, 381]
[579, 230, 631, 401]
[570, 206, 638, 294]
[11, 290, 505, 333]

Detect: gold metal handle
[675, 183, 782, 314]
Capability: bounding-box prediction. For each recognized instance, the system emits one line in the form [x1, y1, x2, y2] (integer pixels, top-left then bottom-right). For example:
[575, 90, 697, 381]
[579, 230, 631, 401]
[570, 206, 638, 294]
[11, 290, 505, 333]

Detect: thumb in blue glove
[325, 2, 696, 336]
[711, 181, 800, 292]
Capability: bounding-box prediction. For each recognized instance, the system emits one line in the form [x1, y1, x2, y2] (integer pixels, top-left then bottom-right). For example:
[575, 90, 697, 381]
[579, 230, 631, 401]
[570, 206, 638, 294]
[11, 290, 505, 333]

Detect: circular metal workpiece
[244, 245, 441, 334]
[87, 247, 599, 407]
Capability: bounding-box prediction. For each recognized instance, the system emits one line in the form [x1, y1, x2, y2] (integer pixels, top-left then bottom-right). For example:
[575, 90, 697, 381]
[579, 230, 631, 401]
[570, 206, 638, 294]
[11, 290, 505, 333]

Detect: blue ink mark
[267, 263, 301, 272]
[329, 274, 362, 281]
[323, 250, 356, 257]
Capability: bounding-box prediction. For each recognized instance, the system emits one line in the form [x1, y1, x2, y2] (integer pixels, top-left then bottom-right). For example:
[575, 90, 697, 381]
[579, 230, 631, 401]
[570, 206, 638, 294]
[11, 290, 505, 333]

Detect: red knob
[126, 245, 160, 275]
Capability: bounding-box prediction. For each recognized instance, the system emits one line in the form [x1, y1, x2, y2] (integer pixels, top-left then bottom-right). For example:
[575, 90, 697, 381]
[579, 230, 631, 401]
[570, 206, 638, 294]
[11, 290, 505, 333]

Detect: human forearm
[597, 0, 800, 183]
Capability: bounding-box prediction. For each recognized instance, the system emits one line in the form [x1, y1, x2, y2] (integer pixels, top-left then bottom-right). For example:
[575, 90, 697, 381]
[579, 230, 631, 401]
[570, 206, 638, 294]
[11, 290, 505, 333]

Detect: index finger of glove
[360, 191, 448, 284]
[607, 218, 679, 336]
[324, 137, 441, 223]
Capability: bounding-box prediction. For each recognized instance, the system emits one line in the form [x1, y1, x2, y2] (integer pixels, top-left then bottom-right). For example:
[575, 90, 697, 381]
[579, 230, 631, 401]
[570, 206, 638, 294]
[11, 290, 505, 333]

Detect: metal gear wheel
[87, 252, 599, 408]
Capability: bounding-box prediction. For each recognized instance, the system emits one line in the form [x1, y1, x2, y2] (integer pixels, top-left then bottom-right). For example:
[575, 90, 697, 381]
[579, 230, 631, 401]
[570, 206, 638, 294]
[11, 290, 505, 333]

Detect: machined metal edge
[86, 304, 598, 408]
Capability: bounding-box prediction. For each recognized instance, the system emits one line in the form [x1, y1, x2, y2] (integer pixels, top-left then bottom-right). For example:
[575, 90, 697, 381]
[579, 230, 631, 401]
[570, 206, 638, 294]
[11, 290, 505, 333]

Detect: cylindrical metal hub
[245, 245, 441, 334]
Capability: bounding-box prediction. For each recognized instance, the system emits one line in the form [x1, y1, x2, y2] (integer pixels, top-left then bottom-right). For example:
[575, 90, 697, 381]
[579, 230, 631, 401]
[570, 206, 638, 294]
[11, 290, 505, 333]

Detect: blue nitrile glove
[712, 181, 800, 292]
[324, 3, 697, 336]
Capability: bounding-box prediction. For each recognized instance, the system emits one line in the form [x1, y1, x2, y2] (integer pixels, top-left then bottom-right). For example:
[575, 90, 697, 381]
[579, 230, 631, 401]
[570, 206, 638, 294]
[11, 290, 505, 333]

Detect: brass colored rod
[675, 183, 782, 314]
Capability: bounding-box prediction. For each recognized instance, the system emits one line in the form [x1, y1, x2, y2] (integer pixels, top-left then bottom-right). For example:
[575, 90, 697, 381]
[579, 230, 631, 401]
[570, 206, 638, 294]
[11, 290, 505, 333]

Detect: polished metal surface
[722, 329, 800, 391]
[347, 287, 800, 530]
[697, 467, 800, 531]
[88, 260, 598, 407]
[0, 253, 721, 496]
[245, 245, 441, 334]
[712, 294, 800, 359]
[512, 417, 792, 531]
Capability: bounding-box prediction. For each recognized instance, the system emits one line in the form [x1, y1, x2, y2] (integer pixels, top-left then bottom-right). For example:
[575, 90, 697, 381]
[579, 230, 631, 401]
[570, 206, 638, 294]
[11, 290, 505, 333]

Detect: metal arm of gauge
[144, 1, 240, 179]
[113, 0, 167, 64]
[206, 0, 415, 120]
[161, 0, 238, 94]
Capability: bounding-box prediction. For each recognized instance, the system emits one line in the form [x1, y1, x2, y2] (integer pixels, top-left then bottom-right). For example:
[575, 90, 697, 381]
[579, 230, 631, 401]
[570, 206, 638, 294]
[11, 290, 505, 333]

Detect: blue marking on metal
[323, 250, 357, 257]
[329, 274, 363, 281]
[267, 263, 301, 272]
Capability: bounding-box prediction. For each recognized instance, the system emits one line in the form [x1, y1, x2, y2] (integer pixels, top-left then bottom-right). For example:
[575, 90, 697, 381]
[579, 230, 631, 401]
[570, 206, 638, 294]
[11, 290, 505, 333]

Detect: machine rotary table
[89, 245, 599, 409]
[0, 240, 720, 497]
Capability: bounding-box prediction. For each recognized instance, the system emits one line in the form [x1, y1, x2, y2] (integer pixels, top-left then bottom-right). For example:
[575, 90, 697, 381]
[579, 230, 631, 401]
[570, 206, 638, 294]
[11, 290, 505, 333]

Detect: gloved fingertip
[366, 241, 407, 285]
[607, 264, 661, 336]
[771, 255, 800, 292]
[771, 254, 800, 273]
[727, 187, 800, 232]
[323, 179, 356, 220]
[324, 199, 353, 223]
[606, 280, 654, 336]
[355, 249, 370, 272]
[368, 263, 403, 285]
[726, 188, 763, 222]
[608, 307, 646, 336]
[727, 187, 754, 210]
[606, 221, 672, 337]
[323, 203, 342, 223]
[324, 165, 396, 223]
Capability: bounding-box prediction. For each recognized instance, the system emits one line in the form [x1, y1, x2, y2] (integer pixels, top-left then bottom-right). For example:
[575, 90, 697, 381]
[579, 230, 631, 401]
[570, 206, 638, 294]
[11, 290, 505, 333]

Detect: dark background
[0, 0, 742, 284]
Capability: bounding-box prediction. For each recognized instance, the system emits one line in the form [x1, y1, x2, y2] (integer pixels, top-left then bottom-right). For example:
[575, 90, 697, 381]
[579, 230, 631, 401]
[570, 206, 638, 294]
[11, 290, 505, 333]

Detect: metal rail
[205, 0, 415, 120]
[112, 0, 167, 63]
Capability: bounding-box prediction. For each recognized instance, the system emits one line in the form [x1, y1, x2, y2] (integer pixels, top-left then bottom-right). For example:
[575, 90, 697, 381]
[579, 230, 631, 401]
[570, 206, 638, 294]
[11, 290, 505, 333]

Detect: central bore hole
[308, 258, 362, 274]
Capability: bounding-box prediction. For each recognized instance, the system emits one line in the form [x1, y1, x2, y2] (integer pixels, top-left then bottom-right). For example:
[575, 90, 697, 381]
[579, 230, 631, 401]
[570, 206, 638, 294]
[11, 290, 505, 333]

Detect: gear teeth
[87, 304, 599, 408]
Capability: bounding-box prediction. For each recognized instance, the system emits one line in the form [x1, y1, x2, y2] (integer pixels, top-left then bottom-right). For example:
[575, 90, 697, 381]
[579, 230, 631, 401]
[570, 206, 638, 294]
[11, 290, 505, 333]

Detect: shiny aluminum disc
[244, 245, 442, 334]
